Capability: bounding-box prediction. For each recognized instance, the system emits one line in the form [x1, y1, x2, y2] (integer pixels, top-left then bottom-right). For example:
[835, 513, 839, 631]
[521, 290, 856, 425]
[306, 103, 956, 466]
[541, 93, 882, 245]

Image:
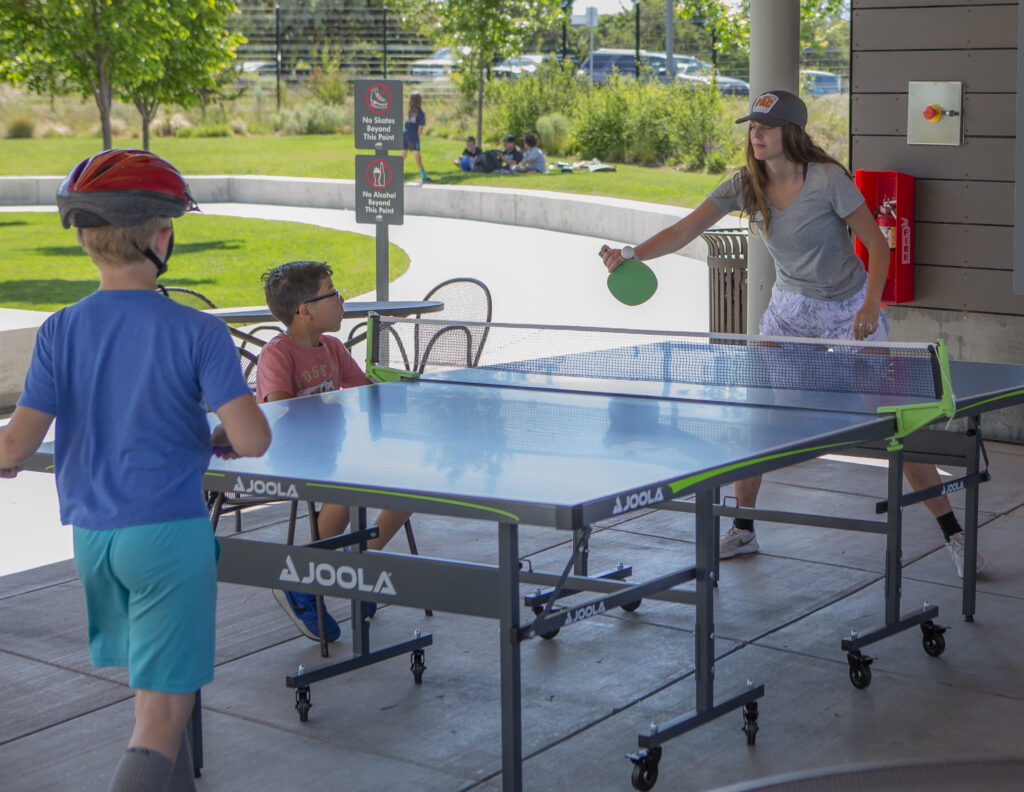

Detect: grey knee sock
[109, 747, 173, 792]
[163, 733, 197, 792]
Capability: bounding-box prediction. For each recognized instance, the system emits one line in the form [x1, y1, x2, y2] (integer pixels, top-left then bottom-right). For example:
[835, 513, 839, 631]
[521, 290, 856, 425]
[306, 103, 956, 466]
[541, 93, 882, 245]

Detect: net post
[878, 338, 956, 440]
[364, 313, 419, 383]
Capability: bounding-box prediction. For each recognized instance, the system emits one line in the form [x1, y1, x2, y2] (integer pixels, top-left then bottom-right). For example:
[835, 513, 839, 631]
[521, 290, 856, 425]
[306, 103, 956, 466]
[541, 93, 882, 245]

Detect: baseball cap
[503, 134, 516, 143]
[735, 90, 807, 128]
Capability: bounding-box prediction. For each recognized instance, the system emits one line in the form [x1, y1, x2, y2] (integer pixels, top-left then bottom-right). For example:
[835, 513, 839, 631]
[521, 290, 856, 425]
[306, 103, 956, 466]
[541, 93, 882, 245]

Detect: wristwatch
[621, 245, 637, 261]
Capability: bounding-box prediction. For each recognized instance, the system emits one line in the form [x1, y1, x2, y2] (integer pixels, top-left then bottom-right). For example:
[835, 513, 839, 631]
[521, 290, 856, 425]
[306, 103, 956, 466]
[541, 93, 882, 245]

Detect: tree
[125, 2, 243, 150]
[0, 1, 241, 150]
[396, 0, 566, 143]
[680, 1, 848, 61]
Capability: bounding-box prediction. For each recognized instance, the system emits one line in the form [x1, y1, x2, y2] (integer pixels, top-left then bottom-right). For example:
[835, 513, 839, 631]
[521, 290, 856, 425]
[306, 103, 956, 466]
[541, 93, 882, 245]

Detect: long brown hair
[739, 124, 850, 235]
[408, 92, 422, 117]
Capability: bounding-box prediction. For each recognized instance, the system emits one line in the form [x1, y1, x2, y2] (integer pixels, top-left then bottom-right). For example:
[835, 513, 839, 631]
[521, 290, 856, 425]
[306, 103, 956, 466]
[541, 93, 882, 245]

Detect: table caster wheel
[847, 650, 873, 689]
[742, 702, 759, 745]
[921, 621, 947, 657]
[410, 649, 426, 684]
[532, 606, 561, 639]
[295, 686, 311, 722]
[621, 598, 642, 613]
[628, 746, 661, 791]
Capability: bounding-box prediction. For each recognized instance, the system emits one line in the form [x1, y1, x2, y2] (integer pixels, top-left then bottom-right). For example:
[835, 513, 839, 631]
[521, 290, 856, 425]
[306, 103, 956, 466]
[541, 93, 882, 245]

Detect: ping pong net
[367, 317, 945, 401]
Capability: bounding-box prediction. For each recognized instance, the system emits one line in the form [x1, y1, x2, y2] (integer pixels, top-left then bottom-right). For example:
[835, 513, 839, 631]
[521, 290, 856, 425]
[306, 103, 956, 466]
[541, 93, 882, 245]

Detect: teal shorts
[73, 517, 220, 693]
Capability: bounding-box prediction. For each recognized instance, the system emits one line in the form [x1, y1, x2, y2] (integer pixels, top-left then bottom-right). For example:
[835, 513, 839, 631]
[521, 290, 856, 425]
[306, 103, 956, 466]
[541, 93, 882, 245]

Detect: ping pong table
[25, 318, 1024, 791]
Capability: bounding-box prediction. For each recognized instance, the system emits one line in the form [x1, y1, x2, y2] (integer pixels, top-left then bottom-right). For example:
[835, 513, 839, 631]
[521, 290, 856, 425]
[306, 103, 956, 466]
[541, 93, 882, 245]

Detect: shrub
[308, 44, 349, 106]
[668, 81, 733, 170]
[272, 103, 345, 135]
[156, 113, 192, 137]
[229, 117, 249, 136]
[805, 94, 849, 164]
[536, 113, 570, 157]
[6, 117, 35, 138]
[568, 75, 629, 161]
[175, 124, 230, 138]
[486, 60, 587, 144]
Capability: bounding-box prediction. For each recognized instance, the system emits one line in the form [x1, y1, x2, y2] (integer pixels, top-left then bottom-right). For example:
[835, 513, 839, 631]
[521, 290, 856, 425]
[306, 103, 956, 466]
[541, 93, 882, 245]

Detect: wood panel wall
[851, 0, 1023, 315]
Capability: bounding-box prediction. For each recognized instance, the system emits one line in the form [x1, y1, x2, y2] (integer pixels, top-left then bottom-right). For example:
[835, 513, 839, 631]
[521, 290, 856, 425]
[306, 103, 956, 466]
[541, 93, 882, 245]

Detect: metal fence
[230, 6, 435, 83]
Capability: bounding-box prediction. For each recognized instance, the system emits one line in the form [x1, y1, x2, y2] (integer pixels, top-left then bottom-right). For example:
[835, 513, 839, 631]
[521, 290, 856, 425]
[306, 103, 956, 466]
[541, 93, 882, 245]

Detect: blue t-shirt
[404, 108, 425, 142]
[18, 290, 251, 530]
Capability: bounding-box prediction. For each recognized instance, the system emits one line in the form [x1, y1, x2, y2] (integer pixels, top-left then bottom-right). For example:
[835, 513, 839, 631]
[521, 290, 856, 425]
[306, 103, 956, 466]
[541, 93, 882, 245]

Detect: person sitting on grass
[0, 149, 271, 792]
[499, 133, 523, 170]
[455, 135, 481, 171]
[513, 132, 546, 174]
[256, 260, 412, 642]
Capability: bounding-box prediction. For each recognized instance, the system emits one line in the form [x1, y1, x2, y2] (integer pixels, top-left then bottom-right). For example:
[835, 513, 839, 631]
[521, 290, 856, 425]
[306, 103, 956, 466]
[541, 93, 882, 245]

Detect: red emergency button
[922, 104, 943, 122]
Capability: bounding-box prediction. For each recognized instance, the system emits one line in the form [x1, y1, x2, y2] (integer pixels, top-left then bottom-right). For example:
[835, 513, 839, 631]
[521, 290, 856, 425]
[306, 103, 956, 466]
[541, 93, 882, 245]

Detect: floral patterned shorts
[758, 282, 889, 341]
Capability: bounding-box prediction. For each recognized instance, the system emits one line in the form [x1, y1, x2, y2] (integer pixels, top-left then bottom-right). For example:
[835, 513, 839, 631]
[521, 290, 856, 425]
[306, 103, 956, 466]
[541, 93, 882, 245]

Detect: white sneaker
[720, 523, 759, 559]
[947, 531, 987, 579]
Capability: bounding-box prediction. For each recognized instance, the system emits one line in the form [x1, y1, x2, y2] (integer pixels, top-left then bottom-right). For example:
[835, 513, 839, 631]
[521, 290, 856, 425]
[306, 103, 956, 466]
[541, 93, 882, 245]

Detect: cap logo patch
[753, 93, 779, 113]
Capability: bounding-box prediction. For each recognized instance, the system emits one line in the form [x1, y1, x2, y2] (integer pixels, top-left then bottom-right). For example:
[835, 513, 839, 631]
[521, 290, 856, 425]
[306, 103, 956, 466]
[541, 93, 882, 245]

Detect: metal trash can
[700, 229, 748, 335]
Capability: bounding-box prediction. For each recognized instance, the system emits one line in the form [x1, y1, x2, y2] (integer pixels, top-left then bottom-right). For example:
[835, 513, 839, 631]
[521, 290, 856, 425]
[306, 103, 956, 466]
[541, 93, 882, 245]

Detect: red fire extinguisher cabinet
[854, 169, 914, 304]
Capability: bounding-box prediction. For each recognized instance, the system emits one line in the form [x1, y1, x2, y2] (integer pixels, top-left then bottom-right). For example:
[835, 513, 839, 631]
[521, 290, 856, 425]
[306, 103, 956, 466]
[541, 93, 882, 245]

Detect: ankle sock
[937, 511, 961, 542]
[109, 746, 173, 792]
[734, 518, 754, 534]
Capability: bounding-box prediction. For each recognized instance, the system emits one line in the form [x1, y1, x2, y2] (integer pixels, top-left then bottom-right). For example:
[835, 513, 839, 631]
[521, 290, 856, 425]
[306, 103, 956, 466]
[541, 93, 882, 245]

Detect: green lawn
[0, 134, 729, 208]
[0, 133, 728, 311]
[0, 212, 409, 312]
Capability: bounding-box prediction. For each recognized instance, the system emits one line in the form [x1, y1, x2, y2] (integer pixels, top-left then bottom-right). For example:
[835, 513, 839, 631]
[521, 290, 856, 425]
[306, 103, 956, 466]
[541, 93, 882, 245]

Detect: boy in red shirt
[257, 260, 411, 641]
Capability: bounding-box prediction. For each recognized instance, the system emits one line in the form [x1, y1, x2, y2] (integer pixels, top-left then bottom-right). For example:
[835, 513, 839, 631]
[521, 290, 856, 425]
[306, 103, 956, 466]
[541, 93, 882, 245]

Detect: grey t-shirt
[520, 146, 546, 173]
[709, 162, 867, 301]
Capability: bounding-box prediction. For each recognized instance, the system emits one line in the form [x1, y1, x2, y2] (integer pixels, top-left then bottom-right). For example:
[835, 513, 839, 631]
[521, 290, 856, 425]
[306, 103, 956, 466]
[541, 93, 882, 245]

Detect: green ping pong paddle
[607, 257, 658, 306]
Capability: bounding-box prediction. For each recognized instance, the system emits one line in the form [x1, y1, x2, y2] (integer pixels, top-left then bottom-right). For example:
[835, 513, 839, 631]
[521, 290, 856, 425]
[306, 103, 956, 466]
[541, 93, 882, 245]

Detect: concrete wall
[851, 0, 1024, 442]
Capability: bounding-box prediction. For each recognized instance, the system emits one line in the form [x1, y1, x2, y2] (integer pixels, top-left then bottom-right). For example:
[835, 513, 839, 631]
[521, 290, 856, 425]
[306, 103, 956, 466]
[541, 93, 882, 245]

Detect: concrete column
[746, 0, 800, 332]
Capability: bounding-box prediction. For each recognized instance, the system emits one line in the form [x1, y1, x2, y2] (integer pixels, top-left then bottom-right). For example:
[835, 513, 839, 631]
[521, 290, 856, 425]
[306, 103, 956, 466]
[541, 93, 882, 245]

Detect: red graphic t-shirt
[256, 333, 370, 402]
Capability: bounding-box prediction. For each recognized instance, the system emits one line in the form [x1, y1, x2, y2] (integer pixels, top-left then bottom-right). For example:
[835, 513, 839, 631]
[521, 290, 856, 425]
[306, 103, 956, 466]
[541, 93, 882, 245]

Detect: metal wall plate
[907, 81, 963, 145]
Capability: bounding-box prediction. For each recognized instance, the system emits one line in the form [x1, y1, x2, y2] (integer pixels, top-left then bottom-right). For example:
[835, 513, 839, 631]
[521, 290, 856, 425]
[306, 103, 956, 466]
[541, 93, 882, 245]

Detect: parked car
[492, 53, 550, 80]
[241, 60, 277, 76]
[800, 69, 843, 96]
[577, 49, 666, 83]
[408, 47, 469, 76]
[676, 62, 750, 96]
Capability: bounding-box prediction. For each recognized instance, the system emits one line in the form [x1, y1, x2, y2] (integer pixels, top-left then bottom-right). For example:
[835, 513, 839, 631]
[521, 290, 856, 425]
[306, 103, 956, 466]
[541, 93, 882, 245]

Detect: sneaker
[719, 523, 759, 559]
[272, 589, 340, 642]
[947, 532, 987, 579]
[421, 175, 432, 182]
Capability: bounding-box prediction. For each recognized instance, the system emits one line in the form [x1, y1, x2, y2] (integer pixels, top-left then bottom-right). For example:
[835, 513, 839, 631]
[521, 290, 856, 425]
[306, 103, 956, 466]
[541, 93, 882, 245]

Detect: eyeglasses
[297, 288, 341, 313]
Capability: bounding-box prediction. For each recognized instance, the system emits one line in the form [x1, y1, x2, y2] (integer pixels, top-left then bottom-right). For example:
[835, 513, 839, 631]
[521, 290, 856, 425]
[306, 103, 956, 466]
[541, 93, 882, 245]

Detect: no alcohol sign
[354, 79, 402, 149]
[355, 154, 404, 224]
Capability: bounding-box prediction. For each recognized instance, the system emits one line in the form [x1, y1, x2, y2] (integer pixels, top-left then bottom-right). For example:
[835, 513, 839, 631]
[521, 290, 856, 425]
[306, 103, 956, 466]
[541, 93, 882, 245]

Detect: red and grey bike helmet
[56, 149, 198, 274]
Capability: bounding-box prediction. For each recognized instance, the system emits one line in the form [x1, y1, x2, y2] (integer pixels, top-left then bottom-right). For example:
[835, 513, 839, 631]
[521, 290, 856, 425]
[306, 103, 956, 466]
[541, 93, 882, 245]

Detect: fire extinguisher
[874, 197, 897, 251]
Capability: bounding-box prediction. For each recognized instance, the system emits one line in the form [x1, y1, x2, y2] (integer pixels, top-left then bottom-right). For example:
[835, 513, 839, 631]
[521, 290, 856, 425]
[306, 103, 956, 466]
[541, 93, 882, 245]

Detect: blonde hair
[77, 216, 172, 268]
[739, 124, 850, 235]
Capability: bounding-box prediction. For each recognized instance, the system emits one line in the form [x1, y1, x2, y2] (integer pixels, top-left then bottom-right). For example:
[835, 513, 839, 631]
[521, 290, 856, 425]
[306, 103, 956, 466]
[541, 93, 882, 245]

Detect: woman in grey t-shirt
[598, 89, 984, 578]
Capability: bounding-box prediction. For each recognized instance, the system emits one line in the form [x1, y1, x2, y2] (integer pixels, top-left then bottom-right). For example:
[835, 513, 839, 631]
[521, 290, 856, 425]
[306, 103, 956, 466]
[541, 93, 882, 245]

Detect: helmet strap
[136, 230, 173, 277]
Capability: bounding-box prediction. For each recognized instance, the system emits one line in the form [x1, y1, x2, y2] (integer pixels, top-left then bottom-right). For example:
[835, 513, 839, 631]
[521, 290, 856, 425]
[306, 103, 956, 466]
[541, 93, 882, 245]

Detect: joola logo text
[941, 480, 965, 496]
[563, 601, 606, 625]
[612, 487, 665, 515]
[278, 554, 397, 596]
[233, 476, 299, 499]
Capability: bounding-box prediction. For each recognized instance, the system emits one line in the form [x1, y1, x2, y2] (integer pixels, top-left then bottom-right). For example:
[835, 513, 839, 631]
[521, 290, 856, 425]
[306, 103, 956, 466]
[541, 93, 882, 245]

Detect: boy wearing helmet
[0, 150, 271, 791]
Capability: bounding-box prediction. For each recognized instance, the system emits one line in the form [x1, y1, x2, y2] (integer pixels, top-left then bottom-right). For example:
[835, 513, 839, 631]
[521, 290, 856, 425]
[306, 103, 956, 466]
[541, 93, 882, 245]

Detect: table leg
[498, 521, 523, 792]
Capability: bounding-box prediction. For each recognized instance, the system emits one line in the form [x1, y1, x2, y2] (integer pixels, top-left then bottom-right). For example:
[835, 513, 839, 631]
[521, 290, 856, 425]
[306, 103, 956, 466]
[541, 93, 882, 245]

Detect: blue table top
[206, 378, 894, 526]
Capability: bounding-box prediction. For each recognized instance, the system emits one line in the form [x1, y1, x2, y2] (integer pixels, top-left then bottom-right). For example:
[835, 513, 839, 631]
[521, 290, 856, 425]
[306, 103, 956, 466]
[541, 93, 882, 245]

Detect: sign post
[354, 79, 404, 301]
